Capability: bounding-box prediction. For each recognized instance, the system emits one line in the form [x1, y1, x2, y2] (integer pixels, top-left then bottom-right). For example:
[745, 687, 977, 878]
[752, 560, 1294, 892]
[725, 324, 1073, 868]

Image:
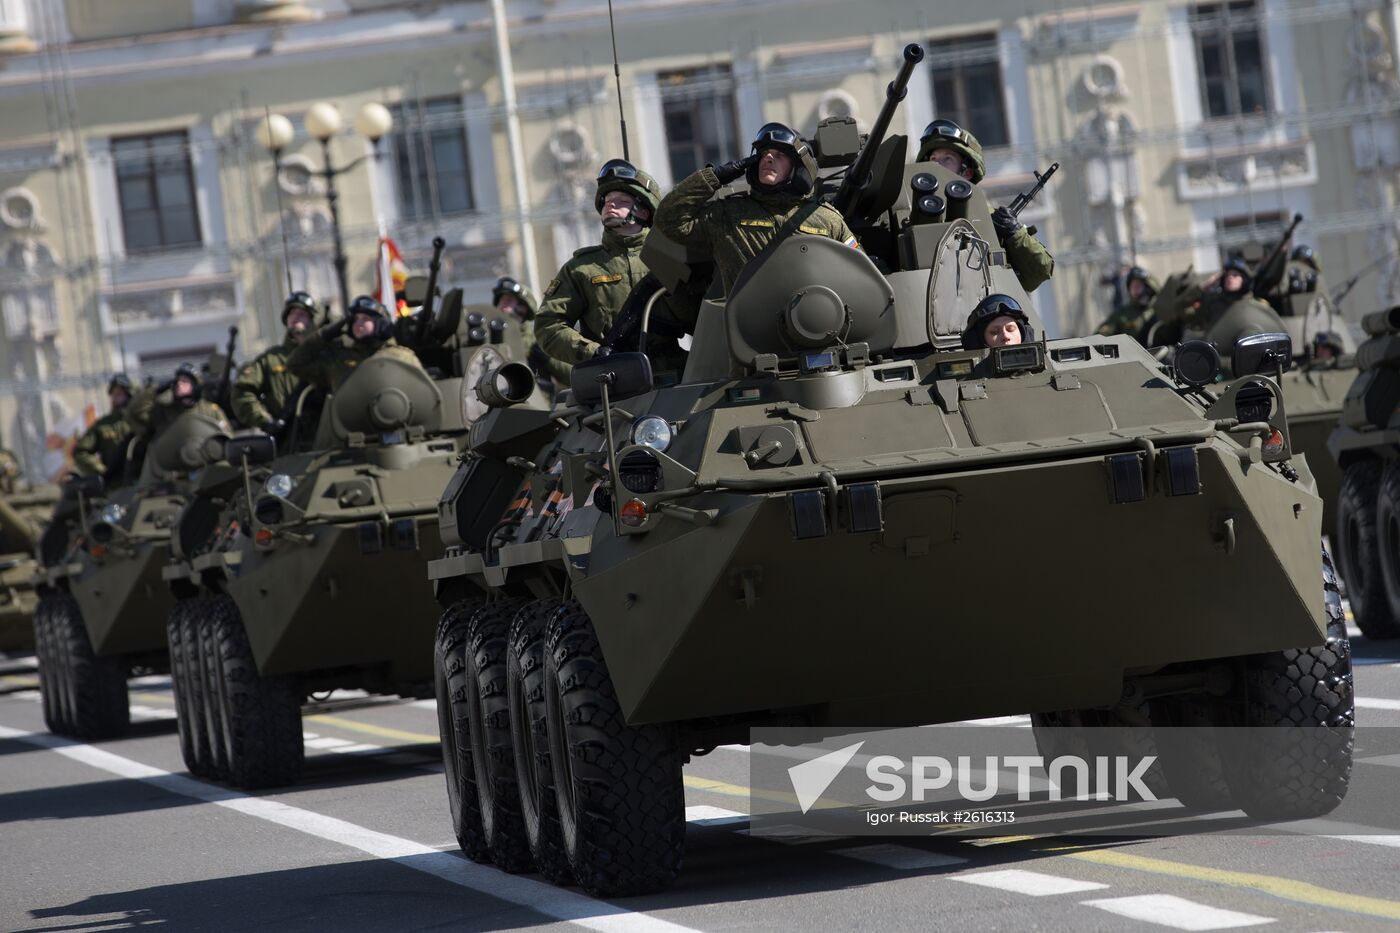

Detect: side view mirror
[1233, 332, 1293, 378]
[225, 434, 278, 465]
[570, 352, 655, 406]
[1173, 339, 1221, 388]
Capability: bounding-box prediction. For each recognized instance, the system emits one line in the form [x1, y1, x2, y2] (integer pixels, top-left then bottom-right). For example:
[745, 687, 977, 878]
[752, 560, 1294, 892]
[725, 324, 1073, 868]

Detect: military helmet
[1125, 265, 1161, 297]
[961, 293, 1031, 349]
[282, 290, 316, 324]
[746, 122, 819, 197]
[1290, 244, 1318, 269]
[917, 119, 986, 184]
[172, 362, 202, 406]
[347, 294, 394, 343]
[594, 159, 662, 219]
[1220, 257, 1253, 296]
[107, 373, 133, 395]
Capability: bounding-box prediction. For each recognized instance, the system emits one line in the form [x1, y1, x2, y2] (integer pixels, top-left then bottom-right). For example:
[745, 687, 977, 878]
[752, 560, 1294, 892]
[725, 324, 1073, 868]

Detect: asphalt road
[2, 621, 1399, 933]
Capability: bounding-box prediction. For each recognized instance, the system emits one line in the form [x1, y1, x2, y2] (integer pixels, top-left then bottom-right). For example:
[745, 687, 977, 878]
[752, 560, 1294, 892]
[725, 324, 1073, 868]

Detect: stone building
[0, 0, 1397, 479]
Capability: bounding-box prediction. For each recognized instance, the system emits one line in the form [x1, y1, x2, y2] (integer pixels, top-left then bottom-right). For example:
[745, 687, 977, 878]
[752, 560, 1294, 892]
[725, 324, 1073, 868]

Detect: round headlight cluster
[99, 503, 126, 526]
[263, 473, 295, 499]
[631, 416, 673, 452]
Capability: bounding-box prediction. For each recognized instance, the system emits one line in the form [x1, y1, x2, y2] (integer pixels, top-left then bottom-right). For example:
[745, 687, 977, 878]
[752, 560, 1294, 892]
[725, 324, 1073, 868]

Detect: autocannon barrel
[476, 361, 538, 408]
[831, 43, 924, 217]
[1362, 306, 1400, 337]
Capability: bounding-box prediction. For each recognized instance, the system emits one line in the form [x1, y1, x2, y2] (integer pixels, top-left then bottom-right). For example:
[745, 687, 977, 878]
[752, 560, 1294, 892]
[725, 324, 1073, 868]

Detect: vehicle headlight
[99, 503, 126, 526]
[461, 347, 505, 425]
[631, 416, 673, 452]
[263, 473, 295, 499]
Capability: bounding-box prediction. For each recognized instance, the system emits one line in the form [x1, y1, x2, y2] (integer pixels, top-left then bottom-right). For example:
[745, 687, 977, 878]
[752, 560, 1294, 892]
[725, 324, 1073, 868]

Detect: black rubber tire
[435, 598, 489, 862]
[1369, 461, 1400, 639]
[1337, 459, 1399, 638]
[196, 601, 232, 782]
[508, 598, 574, 885]
[46, 591, 129, 741]
[206, 593, 303, 789]
[33, 595, 64, 734]
[169, 597, 216, 778]
[1149, 693, 1234, 811]
[465, 598, 533, 873]
[167, 598, 198, 773]
[1030, 702, 1167, 803]
[544, 601, 684, 897]
[1220, 545, 1354, 820]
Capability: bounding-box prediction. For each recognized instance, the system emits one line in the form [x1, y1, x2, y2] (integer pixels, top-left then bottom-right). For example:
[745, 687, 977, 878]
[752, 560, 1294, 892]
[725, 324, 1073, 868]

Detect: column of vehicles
[18, 43, 1376, 899]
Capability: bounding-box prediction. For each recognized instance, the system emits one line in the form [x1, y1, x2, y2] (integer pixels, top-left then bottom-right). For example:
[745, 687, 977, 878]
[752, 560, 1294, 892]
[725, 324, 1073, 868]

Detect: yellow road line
[0, 675, 38, 688]
[1059, 847, 1400, 922]
[303, 713, 438, 745]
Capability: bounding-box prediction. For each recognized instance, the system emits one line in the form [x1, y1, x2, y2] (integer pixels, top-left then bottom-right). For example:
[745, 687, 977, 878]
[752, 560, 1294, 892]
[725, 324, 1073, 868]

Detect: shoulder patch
[590, 273, 624, 285]
[544, 276, 561, 297]
[797, 223, 827, 235]
[738, 218, 775, 228]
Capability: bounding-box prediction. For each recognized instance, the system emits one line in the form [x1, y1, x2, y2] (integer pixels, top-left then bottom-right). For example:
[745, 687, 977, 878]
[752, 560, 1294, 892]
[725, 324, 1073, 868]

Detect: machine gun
[414, 236, 447, 346]
[831, 43, 924, 219]
[215, 326, 238, 411]
[1251, 212, 1303, 299]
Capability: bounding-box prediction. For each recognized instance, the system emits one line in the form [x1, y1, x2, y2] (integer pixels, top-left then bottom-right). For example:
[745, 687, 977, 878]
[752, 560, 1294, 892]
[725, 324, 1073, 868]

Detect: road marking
[130, 705, 177, 721]
[1283, 819, 1400, 848]
[1063, 849, 1400, 922]
[684, 805, 746, 824]
[1081, 894, 1274, 929]
[953, 715, 1033, 727]
[332, 743, 384, 754]
[0, 724, 701, 933]
[830, 844, 968, 870]
[303, 713, 439, 745]
[950, 868, 1108, 896]
[1355, 697, 1400, 711]
[305, 736, 357, 749]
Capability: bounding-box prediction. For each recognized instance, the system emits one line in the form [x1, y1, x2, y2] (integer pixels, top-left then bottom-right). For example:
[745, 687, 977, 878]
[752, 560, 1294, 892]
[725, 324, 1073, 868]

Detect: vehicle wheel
[1337, 460, 1399, 638]
[1030, 702, 1167, 802]
[1369, 461, 1400, 639]
[46, 591, 128, 740]
[207, 593, 303, 789]
[544, 601, 684, 897]
[168, 596, 214, 778]
[435, 597, 488, 861]
[465, 597, 532, 873]
[33, 595, 65, 733]
[195, 601, 231, 782]
[508, 598, 574, 885]
[167, 599, 197, 771]
[1148, 693, 1233, 811]
[1220, 544, 1354, 820]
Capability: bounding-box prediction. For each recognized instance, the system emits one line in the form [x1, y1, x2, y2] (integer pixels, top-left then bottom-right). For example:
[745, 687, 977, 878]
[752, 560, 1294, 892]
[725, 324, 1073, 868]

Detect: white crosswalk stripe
[1082, 894, 1274, 929]
[950, 868, 1108, 896]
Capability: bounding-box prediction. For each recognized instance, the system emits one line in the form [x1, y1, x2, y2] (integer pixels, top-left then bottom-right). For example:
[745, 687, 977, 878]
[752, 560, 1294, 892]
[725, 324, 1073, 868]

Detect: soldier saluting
[288, 295, 420, 394]
[653, 122, 860, 296]
[232, 291, 316, 437]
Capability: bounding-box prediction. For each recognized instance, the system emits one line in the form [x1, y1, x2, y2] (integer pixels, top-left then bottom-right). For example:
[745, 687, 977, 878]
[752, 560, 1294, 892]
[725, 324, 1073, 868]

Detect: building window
[1217, 210, 1287, 263]
[1193, 1, 1271, 118]
[392, 97, 475, 220]
[928, 33, 1009, 149]
[112, 132, 201, 253]
[659, 65, 740, 181]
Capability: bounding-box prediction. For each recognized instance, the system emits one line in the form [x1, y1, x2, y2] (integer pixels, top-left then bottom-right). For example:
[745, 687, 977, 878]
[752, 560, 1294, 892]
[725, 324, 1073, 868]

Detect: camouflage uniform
[1096, 302, 1156, 343]
[126, 388, 230, 441]
[502, 282, 571, 385]
[653, 165, 859, 297]
[1000, 228, 1056, 294]
[232, 335, 303, 428]
[71, 411, 133, 478]
[287, 328, 418, 394]
[536, 228, 653, 375]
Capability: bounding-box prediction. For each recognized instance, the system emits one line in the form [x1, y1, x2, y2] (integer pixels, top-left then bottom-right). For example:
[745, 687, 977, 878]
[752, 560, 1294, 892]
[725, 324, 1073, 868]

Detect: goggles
[494, 277, 524, 296]
[284, 291, 315, 311]
[349, 296, 387, 317]
[971, 295, 1024, 323]
[752, 122, 802, 152]
[921, 119, 972, 148]
[598, 159, 640, 181]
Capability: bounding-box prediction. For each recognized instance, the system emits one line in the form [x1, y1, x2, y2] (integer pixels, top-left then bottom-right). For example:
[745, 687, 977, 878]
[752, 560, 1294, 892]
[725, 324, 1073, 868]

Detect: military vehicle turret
[32, 407, 228, 739]
[427, 46, 1352, 896]
[162, 284, 526, 788]
[1328, 305, 1400, 638]
[0, 479, 58, 652]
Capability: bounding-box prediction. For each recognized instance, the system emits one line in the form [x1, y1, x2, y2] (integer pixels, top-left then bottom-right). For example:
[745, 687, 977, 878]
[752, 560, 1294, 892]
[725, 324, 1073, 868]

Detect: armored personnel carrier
[428, 46, 1352, 896]
[32, 408, 228, 739]
[1328, 305, 1400, 638]
[0, 480, 58, 652]
[162, 284, 525, 788]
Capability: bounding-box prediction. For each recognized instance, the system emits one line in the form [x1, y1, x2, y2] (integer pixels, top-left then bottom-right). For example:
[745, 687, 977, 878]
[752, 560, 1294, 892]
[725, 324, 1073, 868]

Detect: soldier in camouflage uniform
[1096, 266, 1160, 344]
[537, 159, 681, 379]
[493, 276, 569, 386]
[288, 295, 420, 394]
[654, 122, 860, 297]
[916, 119, 1055, 293]
[232, 291, 315, 437]
[72, 374, 135, 482]
[126, 364, 232, 443]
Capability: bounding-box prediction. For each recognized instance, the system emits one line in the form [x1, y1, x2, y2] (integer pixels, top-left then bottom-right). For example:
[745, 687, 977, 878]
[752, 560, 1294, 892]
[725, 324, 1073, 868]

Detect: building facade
[1, 0, 1397, 479]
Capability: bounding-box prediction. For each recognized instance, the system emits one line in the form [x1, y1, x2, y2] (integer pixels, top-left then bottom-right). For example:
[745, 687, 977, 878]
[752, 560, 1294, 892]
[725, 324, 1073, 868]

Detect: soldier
[536, 159, 679, 378]
[493, 276, 568, 386]
[288, 295, 419, 393]
[232, 291, 316, 436]
[653, 123, 861, 297]
[71, 374, 135, 481]
[1096, 266, 1160, 344]
[126, 364, 231, 442]
[1184, 258, 1286, 350]
[916, 119, 1055, 293]
[962, 294, 1032, 349]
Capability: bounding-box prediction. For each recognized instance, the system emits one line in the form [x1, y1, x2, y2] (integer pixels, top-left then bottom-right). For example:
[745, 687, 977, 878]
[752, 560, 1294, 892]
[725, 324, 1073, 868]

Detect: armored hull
[1280, 363, 1352, 530]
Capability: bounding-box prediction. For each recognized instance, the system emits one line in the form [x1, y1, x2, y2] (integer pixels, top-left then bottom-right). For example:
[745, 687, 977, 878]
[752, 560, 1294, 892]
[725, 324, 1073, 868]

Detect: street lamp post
[257, 101, 394, 315]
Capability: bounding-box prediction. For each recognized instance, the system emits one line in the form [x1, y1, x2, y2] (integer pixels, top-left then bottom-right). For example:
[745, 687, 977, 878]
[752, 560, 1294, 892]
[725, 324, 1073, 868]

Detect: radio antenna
[265, 106, 295, 294]
[606, 0, 629, 161]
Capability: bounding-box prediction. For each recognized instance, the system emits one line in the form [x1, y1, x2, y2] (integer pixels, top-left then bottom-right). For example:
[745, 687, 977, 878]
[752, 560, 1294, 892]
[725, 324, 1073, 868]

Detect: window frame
[111, 131, 202, 255]
[926, 31, 1010, 150]
[657, 63, 741, 183]
[390, 96, 476, 222]
[1192, 0, 1273, 120]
